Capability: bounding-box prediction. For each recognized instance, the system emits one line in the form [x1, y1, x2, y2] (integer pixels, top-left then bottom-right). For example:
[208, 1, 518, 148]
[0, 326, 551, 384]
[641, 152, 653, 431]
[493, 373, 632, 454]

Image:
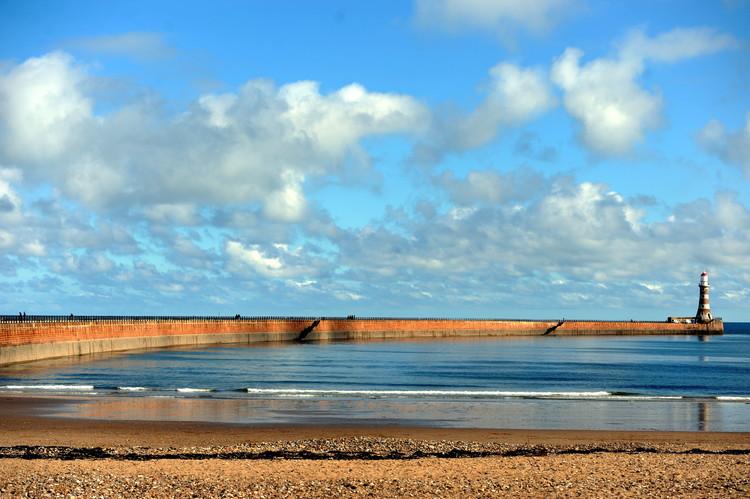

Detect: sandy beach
[1, 396, 749, 497]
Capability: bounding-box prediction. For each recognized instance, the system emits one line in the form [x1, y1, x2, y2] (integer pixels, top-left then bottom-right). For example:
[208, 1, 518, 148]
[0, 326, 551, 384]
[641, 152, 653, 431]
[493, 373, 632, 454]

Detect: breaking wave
[242, 388, 688, 400]
[2, 384, 95, 391]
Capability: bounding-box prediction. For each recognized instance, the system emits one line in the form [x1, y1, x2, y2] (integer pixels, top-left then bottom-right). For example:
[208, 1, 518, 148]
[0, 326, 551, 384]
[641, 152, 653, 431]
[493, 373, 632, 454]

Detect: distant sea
[1, 323, 749, 431]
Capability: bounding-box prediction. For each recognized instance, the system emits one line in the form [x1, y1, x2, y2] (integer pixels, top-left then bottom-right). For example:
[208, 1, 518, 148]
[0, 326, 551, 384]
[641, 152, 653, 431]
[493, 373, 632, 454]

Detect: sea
[1, 323, 749, 431]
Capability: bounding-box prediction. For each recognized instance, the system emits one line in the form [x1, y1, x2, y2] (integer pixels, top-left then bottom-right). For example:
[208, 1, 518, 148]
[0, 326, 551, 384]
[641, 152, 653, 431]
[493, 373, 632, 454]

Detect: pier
[0, 315, 723, 366]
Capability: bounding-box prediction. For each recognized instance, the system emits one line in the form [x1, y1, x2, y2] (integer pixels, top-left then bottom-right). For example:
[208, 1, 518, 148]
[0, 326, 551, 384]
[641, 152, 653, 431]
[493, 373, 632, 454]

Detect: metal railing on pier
[0, 315, 691, 324]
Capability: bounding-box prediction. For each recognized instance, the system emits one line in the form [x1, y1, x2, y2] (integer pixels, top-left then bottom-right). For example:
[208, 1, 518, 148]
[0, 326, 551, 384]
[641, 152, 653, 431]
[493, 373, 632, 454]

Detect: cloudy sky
[1, 1, 749, 319]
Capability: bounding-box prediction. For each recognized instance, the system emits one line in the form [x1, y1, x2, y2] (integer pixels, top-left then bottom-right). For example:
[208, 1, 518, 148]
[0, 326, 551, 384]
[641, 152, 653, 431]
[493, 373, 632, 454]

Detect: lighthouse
[696, 271, 713, 323]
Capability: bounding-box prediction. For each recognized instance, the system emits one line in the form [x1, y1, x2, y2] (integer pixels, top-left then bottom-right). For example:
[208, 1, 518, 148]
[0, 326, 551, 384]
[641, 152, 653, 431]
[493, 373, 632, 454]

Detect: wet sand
[1, 395, 749, 497]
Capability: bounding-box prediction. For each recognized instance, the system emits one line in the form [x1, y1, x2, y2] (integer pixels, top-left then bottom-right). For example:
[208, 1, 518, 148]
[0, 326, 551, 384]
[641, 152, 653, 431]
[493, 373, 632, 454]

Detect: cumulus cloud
[415, 62, 555, 162]
[551, 27, 736, 156]
[0, 52, 91, 163]
[340, 178, 647, 282]
[2, 48, 748, 317]
[225, 240, 330, 280]
[551, 47, 661, 156]
[462, 63, 556, 147]
[226, 241, 285, 278]
[330, 175, 750, 315]
[697, 113, 750, 177]
[414, 0, 578, 39]
[263, 171, 307, 222]
[0, 52, 428, 221]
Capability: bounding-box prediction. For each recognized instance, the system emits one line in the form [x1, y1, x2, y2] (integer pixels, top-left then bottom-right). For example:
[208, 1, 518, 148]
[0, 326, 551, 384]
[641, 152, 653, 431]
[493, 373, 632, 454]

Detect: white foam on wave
[2, 384, 95, 391]
[244, 388, 614, 399]
[118, 386, 148, 392]
[608, 395, 683, 400]
[176, 388, 213, 393]
[717, 396, 750, 401]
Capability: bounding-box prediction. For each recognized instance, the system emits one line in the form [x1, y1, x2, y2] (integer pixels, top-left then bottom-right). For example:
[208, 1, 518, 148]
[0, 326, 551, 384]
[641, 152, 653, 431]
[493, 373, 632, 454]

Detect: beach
[1, 395, 749, 497]
[2, 332, 749, 496]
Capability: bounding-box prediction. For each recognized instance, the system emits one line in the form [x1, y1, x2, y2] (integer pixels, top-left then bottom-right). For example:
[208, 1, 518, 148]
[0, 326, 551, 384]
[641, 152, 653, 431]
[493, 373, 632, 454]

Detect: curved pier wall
[0, 318, 723, 366]
[0, 319, 307, 366]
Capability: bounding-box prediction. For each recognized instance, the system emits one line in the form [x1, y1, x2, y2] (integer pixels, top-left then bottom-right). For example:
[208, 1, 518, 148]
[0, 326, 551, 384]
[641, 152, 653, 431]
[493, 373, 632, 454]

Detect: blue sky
[1, 0, 749, 319]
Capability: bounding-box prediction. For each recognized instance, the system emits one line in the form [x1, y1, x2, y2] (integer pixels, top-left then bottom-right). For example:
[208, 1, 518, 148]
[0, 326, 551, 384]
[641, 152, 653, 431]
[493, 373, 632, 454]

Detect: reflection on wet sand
[698, 401, 710, 432]
[62, 396, 750, 432]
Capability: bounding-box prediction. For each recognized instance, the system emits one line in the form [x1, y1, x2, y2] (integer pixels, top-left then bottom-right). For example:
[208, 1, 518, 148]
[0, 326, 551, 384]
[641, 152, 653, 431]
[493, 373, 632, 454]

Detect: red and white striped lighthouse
[696, 271, 713, 323]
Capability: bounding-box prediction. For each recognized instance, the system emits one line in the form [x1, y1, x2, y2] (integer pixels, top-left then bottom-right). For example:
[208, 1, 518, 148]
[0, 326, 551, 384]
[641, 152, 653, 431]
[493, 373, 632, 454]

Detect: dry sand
[0, 396, 749, 497]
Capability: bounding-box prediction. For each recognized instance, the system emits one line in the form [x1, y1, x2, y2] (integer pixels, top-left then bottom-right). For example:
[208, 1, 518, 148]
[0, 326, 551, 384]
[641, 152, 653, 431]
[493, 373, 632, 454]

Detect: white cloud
[157, 283, 184, 294]
[21, 240, 46, 257]
[198, 94, 237, 128]
[619, 27, 738, 63]
[0, 52, 91, 163]
[63, 157, 126, 209]
[290, 279, 317, 288]
[0, 230, 14, 248]
[338, 174, 750, 298]
[414, 0, 578, 37]
[66, 32, 174, 60]
[697, 113, 750, 177]
[723, 288, 749, 302]
[56, 252, 115, 274]
[144, 203, 198, 225]
[334, 290, 364, 301]
[551, 27, 736, 156]
[639, 282, 664, 294]
[534, 181, 644, 237]
[0, 52, 429, 219]
[263, 171, 307, 222]
[415, 62, 555, 161]
[551, 47, 661, 156]
[458, 63, 556, 149]
[278, 81, 428, 157]
[438, 168, 544, 205]
[0, 170, 23, 225]
[224, 239, 333, 283]
[225, 240, 286, 278]
[2, 47, 749, 317]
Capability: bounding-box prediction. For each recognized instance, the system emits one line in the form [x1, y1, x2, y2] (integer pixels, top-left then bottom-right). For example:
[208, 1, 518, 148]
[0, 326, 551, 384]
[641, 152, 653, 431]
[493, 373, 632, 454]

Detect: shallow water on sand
[2, 324, 749, 431]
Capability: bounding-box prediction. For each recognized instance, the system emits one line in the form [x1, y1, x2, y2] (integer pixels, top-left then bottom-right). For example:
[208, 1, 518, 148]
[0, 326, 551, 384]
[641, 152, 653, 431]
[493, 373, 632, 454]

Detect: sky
[0, 0, 749, 320]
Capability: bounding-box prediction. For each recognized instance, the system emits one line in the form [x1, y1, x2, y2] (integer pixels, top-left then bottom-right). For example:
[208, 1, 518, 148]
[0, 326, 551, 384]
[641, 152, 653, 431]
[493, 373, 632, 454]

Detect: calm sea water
[1, 323, 749, 431]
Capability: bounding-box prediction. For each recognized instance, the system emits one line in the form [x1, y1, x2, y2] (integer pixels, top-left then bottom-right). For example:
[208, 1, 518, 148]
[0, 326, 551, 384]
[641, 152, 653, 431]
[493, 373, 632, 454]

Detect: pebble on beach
[0, 437, 748, 498]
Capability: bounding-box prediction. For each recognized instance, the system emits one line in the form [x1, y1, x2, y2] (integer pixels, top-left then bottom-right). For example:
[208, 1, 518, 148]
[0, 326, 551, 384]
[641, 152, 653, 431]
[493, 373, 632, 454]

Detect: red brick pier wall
[555, 320, 723, 336]
[0, 317, 723, 365]
[0, 319, 308, 347]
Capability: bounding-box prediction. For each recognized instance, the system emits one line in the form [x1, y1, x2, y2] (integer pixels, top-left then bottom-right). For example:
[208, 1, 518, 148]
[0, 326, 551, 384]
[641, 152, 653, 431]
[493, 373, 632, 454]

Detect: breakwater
[0, 315, 723, 366]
